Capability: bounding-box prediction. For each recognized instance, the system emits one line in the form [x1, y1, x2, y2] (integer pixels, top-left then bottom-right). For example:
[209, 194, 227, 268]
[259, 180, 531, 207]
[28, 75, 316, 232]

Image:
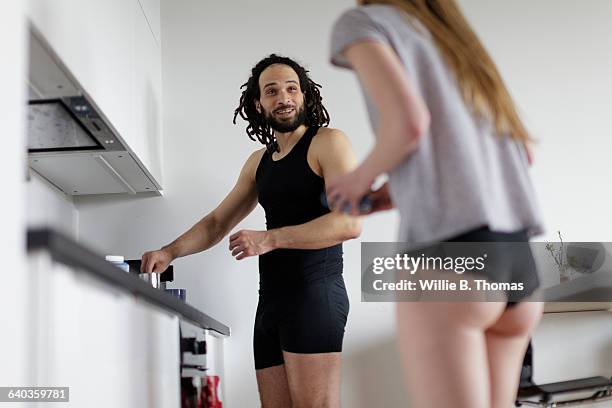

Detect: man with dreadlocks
[141, 54, 364, 407]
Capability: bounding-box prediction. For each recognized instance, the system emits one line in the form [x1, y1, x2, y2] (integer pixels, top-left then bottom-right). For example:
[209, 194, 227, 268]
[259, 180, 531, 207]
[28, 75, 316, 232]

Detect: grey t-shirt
[330, 5, 543, 245]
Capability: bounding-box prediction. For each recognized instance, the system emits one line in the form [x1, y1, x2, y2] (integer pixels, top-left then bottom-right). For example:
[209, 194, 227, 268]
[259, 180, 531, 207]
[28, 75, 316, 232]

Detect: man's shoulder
[310, 127, 355, 170]
[312, 127, 350, 151]
[245, 147, 266, 161]
[314, 126, 345, 137]
[252, 147, 267, 158]
[242, 147, 266, 174]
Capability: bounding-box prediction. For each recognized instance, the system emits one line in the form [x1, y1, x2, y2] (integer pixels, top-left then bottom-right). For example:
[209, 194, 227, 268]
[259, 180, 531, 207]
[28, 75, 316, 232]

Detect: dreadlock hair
[233, 54, 331, 153]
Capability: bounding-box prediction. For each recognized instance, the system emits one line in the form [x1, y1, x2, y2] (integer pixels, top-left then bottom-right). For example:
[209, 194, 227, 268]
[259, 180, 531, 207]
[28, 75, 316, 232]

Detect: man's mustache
[273, 105, 296, 113]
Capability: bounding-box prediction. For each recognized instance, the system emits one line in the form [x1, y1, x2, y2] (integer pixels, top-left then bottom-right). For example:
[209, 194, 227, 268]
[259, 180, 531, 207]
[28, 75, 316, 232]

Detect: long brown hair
[359, 0, 530, 142]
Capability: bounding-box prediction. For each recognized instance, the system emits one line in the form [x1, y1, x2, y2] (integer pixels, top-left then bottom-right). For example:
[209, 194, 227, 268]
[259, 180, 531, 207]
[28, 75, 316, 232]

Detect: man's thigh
[256, 364, 292, 408]
[283, 351, 342, 408]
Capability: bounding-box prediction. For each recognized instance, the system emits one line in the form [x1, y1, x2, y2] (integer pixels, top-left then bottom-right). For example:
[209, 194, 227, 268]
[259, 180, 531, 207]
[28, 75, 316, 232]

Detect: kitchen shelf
[542, 269, 612, 313]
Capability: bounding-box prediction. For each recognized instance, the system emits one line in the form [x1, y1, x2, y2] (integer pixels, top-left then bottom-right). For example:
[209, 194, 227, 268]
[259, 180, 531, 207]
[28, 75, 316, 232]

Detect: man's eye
[266, 90, 276, 95]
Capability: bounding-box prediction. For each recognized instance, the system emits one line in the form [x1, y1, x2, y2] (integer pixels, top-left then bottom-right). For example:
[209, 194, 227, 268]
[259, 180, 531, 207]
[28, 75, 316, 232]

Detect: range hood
[28, 97, 121, 153]
[26, 27, 161, 196]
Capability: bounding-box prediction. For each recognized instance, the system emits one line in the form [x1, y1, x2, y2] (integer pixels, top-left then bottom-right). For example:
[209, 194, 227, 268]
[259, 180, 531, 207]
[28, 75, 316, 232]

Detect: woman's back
[331, 4, 542, 244]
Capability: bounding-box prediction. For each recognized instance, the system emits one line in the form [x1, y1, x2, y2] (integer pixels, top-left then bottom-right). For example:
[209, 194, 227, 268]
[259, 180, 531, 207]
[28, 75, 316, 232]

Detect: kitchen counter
[27, 228, 230, 336]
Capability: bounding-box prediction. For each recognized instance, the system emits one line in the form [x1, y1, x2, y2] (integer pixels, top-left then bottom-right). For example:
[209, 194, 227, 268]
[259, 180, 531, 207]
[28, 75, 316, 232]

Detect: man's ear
[255, 100, 262, 114]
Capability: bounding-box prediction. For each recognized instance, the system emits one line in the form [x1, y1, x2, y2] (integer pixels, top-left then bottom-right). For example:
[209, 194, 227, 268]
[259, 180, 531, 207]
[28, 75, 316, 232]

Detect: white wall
[461, 0, 612, 243]
[74, 1, 612, 407]
[26, 172, 78, 238]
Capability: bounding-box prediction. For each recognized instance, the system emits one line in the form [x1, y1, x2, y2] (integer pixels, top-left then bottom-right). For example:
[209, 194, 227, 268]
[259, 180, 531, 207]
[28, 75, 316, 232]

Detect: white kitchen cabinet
[27, 251, 180, 408]
[204, 330, 227, 404]
[0, 0, 28, 390]
[26, 0, 163, 188]
[27, 0, 134, 151]
[132, 0, 163, 184]
[137, 0, 161, 46]
[130, 299, 182, 408]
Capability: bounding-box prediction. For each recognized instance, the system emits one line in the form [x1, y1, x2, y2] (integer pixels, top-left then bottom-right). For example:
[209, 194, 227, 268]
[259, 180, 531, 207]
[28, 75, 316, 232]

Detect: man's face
[256, 64, 306, 133]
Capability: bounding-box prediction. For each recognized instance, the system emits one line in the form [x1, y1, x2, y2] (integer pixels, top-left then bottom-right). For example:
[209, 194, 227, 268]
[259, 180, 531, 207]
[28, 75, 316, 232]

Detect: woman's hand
[326, 169, 374, 216]
[229, 229, 274, 260]
[363, 182, 395, 214]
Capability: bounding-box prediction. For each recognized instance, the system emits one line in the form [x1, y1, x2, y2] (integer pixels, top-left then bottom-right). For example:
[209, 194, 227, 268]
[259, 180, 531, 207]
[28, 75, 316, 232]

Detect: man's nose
[275, 90, 292, 105]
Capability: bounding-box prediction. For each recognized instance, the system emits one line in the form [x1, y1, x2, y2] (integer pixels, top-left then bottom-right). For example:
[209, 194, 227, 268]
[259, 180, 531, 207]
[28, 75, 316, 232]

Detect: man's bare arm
[266, 211, 361, 249]
[268, 128, 362, 247]
[142, 149, 263, 272]
[228, 129, 362, 259]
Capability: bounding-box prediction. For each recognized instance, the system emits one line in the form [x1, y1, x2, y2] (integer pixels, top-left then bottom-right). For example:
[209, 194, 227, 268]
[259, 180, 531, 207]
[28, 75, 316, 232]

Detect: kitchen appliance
[179, 320, 208, 408]
[105, 255, 130, 272]
[165, 289, 187, 301]
[27, 96, 124, 153]
[126, 258, 188, 300]
[139, 271, 162, 289]
[125, 259, 174, 290]
[26, 26, 161, 195]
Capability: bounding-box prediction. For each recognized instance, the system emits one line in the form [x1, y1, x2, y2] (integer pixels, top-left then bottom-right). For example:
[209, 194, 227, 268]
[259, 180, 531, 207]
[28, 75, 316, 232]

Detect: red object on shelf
[201, 375, 222, 408]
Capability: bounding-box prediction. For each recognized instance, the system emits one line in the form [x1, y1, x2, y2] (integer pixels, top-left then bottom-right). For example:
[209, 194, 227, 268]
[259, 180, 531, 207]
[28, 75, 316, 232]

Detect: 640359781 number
[0, 387, 69, 402]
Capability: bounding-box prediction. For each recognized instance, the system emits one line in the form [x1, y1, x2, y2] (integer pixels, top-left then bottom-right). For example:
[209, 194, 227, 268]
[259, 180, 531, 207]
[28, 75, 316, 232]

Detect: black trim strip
[27, 228, 230, 336]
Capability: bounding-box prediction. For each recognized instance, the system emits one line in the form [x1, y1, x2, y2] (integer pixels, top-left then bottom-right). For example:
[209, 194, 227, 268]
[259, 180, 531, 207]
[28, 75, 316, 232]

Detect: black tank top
[255, 126, 343, 292]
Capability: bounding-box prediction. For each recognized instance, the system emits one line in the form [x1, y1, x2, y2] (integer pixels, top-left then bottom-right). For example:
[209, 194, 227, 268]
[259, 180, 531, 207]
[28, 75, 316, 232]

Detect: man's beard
[263, 104, 306, 133]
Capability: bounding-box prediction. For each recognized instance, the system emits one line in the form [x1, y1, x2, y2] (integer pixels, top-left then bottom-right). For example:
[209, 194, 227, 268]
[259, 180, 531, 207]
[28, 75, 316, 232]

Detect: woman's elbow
[404, 110, 430, 148]
[415, 110, 431, 139]
[384, 111, 430, 157]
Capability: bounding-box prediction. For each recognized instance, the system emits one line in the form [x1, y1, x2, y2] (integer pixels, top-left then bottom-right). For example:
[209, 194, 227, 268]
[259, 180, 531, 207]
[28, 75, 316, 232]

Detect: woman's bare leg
[485, 301, 543, 408]
[396, 301, 506, 408]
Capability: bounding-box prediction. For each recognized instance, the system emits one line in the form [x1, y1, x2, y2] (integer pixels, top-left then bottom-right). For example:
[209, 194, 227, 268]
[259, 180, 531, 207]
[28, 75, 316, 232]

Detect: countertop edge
[27, 228, 230, 337]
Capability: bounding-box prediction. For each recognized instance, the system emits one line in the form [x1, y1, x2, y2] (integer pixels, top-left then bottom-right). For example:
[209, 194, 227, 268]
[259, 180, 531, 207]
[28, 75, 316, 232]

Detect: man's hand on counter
[141, 248, 174, 273]
[229, 230, 275, 260]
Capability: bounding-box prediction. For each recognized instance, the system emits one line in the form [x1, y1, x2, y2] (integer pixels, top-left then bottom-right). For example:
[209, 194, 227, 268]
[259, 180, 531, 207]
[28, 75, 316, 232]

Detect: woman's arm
[346, 40, 430, 181]
[327, 40, 431, 214]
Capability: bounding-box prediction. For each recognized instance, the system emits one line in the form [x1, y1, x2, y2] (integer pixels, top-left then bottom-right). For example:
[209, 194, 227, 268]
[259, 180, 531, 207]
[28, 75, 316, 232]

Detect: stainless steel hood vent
[26, 26, 161, 196]
[27, 97, 126, 153]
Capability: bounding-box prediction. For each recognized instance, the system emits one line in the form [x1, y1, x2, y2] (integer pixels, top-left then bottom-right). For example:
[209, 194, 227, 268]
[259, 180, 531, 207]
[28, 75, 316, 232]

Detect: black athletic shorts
[253, 273, 349, 370]
[388, 226, 539, 305]
[444, 225, 540, 306]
